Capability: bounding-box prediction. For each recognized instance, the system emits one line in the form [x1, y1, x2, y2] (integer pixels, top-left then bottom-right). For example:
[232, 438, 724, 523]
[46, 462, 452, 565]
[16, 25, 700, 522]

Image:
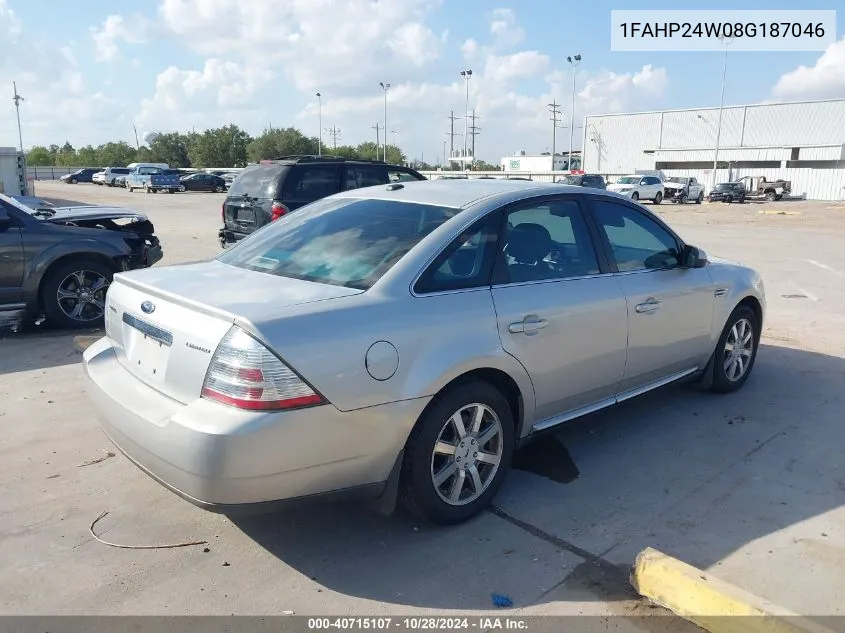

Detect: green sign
[509, 160, 520, 169]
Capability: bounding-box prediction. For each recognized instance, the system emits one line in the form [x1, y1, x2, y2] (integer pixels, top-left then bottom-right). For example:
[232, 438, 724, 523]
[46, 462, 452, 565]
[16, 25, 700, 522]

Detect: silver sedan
[83, 180, 765, 525]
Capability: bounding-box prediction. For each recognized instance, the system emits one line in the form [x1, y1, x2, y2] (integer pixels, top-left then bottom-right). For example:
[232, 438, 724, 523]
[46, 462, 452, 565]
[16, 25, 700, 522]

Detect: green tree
[189, 125, 251, 168]
[473, 160, 500, 171]
[77, 145, 100, 166]
[329, 145, 361, 160]
[148, 132, 190, 168]
[97, 141, 137, 167]
[246, 127, 318, 163]
[383, 144, 405, 165]
[26, 146, 53, 166]
[54, 141, 78, 166]
[135, 146, 153, 163]
[355, 141, 380, 161]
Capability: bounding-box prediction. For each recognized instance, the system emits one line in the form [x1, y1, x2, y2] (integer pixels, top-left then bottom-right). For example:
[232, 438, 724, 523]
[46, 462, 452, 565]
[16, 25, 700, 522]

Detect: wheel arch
[33, 252, 123, 311]
[737, 295, 764, 338]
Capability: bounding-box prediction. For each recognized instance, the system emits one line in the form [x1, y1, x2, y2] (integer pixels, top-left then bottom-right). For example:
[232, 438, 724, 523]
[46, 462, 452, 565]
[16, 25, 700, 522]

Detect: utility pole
[132, 124, 140, 150]
[468, 110, 481, 170]
[447, 110, 460, 162]
[316, 92, 322, 156]
[547, 101, 562, 168]
[12, 81, 24, 154]
[379, 82, 390, 162]
[566, 54, 582, 171]
[372, 123, 382, 159]
[325, 126, 341, 150]
[712, 36, 732, 190]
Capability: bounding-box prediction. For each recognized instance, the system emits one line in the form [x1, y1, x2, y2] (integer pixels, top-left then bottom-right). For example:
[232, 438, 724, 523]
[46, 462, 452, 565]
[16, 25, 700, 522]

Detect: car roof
[330, 178, 582, 209]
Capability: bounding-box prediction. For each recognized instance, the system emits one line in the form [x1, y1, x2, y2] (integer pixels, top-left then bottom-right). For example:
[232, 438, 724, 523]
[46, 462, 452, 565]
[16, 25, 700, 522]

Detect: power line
[468, 109, 481, 168]
[547, 101, 563, 162]
[325, 126, 341, 150]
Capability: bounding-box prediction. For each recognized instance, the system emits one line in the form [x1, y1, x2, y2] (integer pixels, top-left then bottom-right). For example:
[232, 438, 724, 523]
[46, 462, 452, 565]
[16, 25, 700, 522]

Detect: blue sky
[1, 0, 842, 162]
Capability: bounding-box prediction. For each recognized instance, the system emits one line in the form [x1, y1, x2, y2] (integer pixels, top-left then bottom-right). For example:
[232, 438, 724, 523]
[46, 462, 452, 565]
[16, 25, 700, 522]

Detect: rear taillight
[270, 201, 289, 221]
[201, 327, 324, 411]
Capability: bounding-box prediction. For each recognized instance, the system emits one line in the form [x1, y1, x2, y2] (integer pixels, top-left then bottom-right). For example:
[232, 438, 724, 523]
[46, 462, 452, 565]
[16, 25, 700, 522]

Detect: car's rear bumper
[82, 337, 428, 511]
[218, 228, 250, 246]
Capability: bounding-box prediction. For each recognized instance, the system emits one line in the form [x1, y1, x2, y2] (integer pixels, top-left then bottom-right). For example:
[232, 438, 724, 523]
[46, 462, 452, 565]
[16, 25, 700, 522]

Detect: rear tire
[70, 178, 77, 184]
[40, 258, 114, 329]
[710, 304, 759, 393]
[653, 191, 662, 204]
[214, 185, 223, 193]
[765, 191, 777, 202]
[631, 192, 639, 201]
[400, 381, 515, 525]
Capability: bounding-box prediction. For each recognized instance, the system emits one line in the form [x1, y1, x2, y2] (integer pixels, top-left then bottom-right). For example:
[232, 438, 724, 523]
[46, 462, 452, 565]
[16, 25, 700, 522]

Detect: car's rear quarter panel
[243, 289, 537, 425]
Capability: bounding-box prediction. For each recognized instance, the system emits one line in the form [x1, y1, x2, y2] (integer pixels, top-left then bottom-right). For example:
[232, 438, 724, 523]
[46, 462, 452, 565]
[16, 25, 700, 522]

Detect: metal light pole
[12, 82, 24, 154]
[712, 37, 731, 189]
[460, 70, 472, 168]
[379, 82, 390, 161]
[566, 55, 581, 171]
[316, 92, 322, 156]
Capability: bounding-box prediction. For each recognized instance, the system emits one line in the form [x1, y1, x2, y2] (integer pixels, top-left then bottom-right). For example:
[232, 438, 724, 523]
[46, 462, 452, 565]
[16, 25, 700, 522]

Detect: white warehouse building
[581, 98, 845, 201]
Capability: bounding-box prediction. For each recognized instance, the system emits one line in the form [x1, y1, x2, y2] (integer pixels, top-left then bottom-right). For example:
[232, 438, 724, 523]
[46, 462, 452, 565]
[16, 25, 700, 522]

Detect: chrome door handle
[508, 316, 549, 334]
[635, 300, 662, 314]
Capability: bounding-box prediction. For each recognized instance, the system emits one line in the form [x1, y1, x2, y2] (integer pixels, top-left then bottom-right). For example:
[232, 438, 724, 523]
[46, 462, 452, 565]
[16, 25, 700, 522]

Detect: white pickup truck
[662, 177, 704, 204]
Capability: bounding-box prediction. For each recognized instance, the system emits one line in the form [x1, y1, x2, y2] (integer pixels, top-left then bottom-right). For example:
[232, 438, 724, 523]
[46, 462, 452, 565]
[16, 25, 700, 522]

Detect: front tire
[678, 194, 688, 204]
[631, 192, 639, 202]
[214, 185, 224, 193]
[696, 192, 703, 204]
[711, 305, 759, 393]
[70, 178, 77, 184]
[400, 381, 515, 525]
[41, 259, 113, 329]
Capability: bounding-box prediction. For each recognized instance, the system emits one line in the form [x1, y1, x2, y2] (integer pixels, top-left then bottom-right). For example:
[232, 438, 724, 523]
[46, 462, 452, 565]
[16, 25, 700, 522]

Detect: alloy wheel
[430, 403, 504, 506]
[724, 318, 754, 382]
[56, 270, 109, 323]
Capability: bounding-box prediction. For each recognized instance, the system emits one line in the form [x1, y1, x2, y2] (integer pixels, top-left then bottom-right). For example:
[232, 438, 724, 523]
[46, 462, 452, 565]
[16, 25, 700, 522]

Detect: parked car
[737, 176, 791, 201]
[180, 173, 227, 193]
[606, 175, 664, 203]
[662, 177, 705, 204]
[708, 182, 747, 203]
[126, 166, 183, 194]
[93, 171, 107, 186]
[114, 175, 128, 188]
[0, 193, 162, 329]
[556, 174, 607, 189]
[102, 167, 132, 187]
[221, 172, 239, 187]
[60, 168, 101, 184]
[82, 179, 765, 525]
[219, 156, 426, 247]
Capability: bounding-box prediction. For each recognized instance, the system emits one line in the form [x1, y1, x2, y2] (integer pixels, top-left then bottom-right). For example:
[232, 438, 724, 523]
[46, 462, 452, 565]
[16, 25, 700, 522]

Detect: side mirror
[640, 179, 648, 185]
[681, 245, 708, 268]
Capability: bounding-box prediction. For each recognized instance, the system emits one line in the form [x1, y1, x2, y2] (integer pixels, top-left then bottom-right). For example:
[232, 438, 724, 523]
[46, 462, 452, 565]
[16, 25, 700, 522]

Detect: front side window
[616, 176, 639, 185]
[591, 199, 680, 272]
[218, 198, 459, 290]
[495, 198, 600, 284]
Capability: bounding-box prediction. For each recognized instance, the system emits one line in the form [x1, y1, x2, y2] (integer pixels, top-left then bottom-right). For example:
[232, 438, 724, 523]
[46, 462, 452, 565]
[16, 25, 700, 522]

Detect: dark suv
[556, 174, 606, 189]
[219, 156, 426, 247]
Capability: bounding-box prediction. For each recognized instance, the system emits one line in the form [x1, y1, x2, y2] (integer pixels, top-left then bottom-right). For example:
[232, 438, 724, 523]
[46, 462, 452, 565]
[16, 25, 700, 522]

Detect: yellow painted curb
[72, 335, 101, 353]
[630, 548, 837, 633]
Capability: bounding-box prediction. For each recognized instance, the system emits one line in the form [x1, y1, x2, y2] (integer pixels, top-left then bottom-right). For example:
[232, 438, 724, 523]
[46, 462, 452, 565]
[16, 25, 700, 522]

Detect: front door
[490, 195, 629, 422]
[588, 198, 715, 394]
[0, 203, 25, 306]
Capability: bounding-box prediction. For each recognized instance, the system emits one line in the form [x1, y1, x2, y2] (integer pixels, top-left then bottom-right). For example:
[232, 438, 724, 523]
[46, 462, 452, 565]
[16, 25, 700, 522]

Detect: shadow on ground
[0, 323, 102, 374]
[232, 343, 845, 611]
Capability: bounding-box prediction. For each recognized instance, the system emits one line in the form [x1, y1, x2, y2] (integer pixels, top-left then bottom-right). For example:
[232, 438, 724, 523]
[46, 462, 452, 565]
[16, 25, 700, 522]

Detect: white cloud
[772, 37, 845, 101]
[483, 51, 551, 84]
[0, 0, 20, 34]
[488, 8, 524, 49]
[90, 14, 151, 61]
[136, 59, 276, 131]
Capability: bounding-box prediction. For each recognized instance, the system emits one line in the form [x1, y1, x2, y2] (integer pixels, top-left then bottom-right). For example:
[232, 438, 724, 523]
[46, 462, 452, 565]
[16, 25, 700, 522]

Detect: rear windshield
[217, 197, 459, 290]
[227, 165, 287, 198]
[559, 175, 583, 185]
[110, 168, 130, 174]
[715, 183, 733, 191]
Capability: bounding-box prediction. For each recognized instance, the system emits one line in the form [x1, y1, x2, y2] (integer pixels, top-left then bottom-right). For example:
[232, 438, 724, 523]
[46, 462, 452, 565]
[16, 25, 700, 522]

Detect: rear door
[281, 164, 342, 210]
[223, 165, 287, 235]
[0, 202, 25, 306]
[489, 194, 629, 422]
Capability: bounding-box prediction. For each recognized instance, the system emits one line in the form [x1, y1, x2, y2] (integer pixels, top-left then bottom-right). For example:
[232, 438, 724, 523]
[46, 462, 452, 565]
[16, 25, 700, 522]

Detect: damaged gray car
[0, 193, 163, 329]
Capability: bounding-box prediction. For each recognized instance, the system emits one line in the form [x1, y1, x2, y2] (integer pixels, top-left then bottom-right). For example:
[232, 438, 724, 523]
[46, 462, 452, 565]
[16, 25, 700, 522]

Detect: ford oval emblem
[141, 301, 155, 314]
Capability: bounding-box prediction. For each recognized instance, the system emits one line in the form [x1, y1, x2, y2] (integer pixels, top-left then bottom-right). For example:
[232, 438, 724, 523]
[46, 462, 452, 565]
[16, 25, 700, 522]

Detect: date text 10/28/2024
[307, 617, 528, 630]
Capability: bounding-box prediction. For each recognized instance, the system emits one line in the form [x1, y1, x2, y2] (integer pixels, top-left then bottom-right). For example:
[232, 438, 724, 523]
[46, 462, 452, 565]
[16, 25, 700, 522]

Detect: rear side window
[111, 168, 130, 174]
[344, 164, 388, 190]
[388, 167, 425, 182]
[283, 165, 342, 200]
[217, 198, 458, 290]
[227, 165, 288, 198]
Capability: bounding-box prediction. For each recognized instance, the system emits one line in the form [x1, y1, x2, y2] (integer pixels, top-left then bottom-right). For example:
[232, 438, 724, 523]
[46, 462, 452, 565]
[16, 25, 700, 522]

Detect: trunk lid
[223, 195, 272, 234]
[105, 260, 363, 403]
